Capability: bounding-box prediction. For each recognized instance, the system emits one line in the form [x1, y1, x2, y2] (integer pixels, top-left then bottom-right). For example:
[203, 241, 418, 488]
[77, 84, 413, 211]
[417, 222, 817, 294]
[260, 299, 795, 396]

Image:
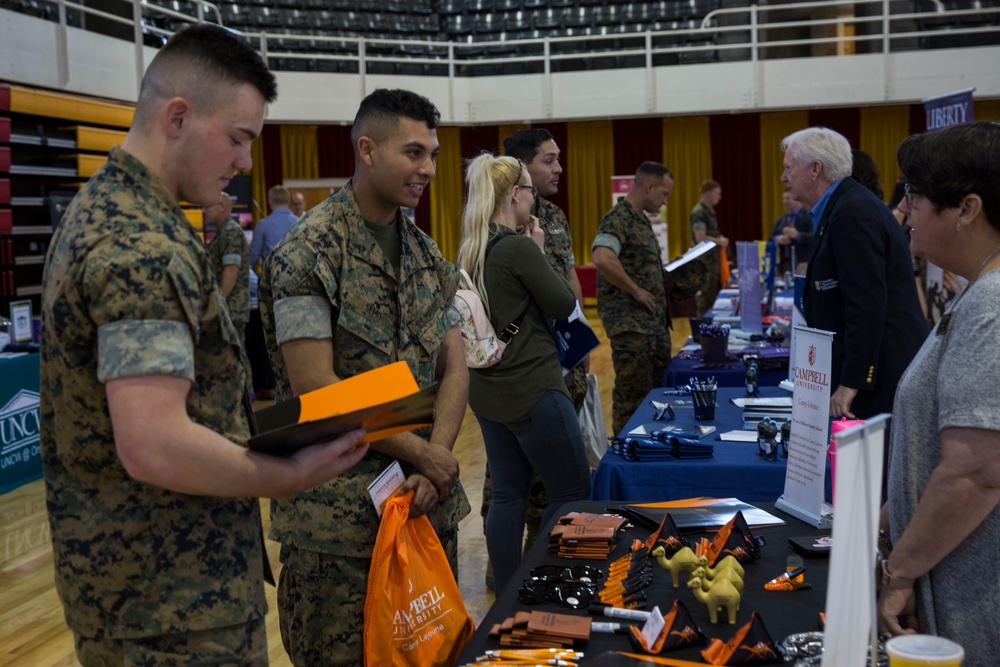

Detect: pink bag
[828, 417, 865, 504]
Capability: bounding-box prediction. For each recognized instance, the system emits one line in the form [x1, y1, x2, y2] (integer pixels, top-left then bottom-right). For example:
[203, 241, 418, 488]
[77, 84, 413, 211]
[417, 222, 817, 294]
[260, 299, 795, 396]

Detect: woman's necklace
[936, 243, 1000, 336]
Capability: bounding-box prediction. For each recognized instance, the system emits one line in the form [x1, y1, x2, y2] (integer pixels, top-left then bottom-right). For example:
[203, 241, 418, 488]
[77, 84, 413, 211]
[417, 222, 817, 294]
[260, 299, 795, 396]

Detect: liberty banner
[775, 326, 833, 527]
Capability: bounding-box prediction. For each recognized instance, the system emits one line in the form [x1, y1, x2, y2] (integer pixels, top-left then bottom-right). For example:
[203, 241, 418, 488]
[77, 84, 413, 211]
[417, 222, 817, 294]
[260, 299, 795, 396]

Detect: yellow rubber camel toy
[687, 576, 742, 624]
[689, 565, 745, 595]
[703, 555, 746, 580]
[652, 545, 707, 588]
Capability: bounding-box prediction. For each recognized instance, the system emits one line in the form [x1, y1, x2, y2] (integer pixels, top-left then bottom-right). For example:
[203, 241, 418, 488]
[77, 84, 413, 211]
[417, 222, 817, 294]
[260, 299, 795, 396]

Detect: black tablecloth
[455, 500, 829, 665]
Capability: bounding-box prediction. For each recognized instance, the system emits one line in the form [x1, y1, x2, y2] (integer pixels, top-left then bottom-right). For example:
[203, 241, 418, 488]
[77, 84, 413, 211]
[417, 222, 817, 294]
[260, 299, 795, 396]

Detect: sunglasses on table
[529, 564, 604, 583]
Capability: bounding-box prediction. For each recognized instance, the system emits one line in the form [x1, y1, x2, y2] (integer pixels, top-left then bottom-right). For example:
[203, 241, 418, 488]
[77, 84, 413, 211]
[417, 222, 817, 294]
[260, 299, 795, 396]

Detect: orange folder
[248, 361, 437, 456]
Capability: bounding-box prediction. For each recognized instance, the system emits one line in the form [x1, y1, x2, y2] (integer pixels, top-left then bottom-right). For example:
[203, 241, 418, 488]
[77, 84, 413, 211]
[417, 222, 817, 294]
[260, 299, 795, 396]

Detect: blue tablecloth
[0, 353, 42, 494]
[591, 386, 831, 503]
[663, 355, 788, 389]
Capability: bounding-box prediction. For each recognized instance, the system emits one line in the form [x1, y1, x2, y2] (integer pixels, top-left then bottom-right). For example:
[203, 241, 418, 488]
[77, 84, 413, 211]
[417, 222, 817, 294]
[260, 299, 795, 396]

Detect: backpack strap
[468, 232, 531, 344]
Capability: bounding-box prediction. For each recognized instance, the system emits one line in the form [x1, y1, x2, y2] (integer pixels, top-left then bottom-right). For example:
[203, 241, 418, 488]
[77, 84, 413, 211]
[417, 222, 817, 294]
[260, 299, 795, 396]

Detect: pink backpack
[455, 269, 505, 368]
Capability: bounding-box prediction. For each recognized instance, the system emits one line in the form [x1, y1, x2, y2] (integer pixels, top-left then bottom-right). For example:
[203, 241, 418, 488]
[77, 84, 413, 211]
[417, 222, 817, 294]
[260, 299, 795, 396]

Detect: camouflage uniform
[480, 196, 585, 543]
[206, 217, 250, 347]
[40, 147, 266, 661]
[259, 180, 471, 667]
[593, 198, 673, 435]
[690, 201, 723, 316]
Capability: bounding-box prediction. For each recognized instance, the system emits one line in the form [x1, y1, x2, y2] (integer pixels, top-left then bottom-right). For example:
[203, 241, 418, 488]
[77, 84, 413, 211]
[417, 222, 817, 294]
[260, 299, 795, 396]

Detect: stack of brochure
[732, 395, 793, 429]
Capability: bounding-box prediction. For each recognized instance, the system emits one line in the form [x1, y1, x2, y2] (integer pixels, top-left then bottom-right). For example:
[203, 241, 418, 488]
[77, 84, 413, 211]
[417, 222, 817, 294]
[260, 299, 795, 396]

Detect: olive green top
[469, 225, 576, 422]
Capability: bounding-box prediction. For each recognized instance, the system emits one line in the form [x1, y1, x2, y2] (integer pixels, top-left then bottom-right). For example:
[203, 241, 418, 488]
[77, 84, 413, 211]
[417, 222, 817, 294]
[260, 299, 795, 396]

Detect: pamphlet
[367, 460, 406, 517]
[664, 239, 717, 273]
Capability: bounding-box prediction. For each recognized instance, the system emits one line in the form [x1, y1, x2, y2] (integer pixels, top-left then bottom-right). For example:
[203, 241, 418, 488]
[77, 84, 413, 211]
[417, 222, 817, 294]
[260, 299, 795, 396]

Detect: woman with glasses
[877, 121, 1000, 666]
[457, 153, 591, 594]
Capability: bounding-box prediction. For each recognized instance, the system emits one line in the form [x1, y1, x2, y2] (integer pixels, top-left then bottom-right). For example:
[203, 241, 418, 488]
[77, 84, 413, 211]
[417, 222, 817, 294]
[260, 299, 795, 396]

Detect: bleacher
[4, 0, 1000, 76]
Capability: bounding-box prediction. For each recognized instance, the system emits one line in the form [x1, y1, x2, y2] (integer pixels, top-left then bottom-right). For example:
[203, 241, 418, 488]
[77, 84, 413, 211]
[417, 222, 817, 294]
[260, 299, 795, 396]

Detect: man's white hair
[781, 127, 853, 182]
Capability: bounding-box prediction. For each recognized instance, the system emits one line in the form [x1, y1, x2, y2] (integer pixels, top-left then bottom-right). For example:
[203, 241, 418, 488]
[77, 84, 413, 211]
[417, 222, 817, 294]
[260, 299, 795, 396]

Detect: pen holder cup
[692, 389, 717, 421]
[689, 317, 712, 343]
[700, 334, 729, 364]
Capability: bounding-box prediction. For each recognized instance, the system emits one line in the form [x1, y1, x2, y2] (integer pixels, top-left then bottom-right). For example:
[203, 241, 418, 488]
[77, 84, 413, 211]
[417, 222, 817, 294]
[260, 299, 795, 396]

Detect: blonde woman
[457, 153, 591, 594]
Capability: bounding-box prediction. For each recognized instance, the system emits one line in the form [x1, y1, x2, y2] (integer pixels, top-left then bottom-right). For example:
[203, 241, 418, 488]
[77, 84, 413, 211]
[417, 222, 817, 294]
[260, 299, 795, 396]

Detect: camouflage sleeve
[216, 222, 247, 267]
[445, 302, 461, 328]
[592, 207, 626, 254]
[592, 233, 622, 255]
[97, 320, 194, 382]
[268, 236, 337, 344]
[83, 235, 199, 381]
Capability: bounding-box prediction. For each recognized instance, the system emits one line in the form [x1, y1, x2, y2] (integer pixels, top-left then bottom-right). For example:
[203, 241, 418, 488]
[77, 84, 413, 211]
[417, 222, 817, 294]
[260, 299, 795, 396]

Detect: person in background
[205, 192, 250, 347]
[769, 187, 814, 275]
[889, 177, 930, 321]
[592, 162, 676, 434]
[457, 152, 590, 595]
[877, 121, 1000, 667]
[466, 128, 589, 589]
[690, 179, 729, 315]
[39, 24, 368, 666]
[249, 184, 297, 271]
[850, 148, 885, 201]
[781, 127, 927, 420]
[291, 191, 306, 218]
[259, 88, 470, 667]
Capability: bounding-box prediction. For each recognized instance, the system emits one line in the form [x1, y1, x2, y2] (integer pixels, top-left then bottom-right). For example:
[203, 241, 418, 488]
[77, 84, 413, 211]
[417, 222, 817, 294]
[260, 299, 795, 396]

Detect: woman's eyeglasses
[903, 183, 924, 207]
[520, 184, 538, 197]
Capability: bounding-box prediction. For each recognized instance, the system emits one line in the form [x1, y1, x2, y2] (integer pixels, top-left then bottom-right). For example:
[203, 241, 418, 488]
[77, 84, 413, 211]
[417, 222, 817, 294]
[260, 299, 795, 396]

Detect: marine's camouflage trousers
[276, 531, 458, 667]
[73, 617, 267, 667]
[610, 330, 672, 435]
[479, 364, 589, 535]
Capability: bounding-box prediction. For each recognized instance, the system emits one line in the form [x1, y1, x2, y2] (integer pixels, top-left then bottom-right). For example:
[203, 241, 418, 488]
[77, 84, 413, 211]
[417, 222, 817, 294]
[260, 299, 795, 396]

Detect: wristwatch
[880, 558, 915, 590]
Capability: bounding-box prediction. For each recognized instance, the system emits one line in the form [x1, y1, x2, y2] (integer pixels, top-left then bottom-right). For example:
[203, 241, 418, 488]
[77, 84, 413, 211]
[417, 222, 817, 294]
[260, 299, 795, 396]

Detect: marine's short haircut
[503, 128, 555, 164]
[136, 23, 276, 123]
[700, 179, 721, 194]
[635, 161, 673, 182]
[350, 88, 441, 146]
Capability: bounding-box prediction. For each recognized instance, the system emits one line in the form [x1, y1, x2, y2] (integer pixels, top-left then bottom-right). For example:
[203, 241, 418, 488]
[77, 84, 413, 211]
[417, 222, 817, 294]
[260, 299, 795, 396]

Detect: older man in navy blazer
[781, 127, 928, 420]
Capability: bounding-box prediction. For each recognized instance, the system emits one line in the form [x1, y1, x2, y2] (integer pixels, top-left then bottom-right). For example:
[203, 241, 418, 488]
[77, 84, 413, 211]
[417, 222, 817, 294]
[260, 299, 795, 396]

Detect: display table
[455, 500, 829, 664]
[591, 387, 831, 503]
[0, 353, 42, 494]
[663, 354, 788, 389]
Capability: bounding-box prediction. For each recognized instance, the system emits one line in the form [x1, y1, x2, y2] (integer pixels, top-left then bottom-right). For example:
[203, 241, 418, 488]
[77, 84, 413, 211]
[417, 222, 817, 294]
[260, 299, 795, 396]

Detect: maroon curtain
[613, 117, 664, 175]
[808, 108, 860, 147]
[317, 125, 354, 178]
[709, 113, 761, 252]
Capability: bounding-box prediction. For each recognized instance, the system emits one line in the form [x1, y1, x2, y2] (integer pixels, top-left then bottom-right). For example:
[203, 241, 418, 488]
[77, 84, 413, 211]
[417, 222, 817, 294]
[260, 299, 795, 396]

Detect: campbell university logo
[1, 390, 41, 460]
[808, 344, 817, 366]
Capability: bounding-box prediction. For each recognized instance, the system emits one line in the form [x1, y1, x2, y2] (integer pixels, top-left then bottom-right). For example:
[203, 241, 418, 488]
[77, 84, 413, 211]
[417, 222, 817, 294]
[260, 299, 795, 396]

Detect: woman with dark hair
[851, 149, 884, 200]
[877, 121, 1000, 666]
[457, 153, 591, 594]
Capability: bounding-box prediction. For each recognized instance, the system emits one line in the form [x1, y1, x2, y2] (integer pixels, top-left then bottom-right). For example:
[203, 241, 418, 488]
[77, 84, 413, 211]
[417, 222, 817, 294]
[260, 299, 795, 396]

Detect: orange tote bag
[364, 491, 475, 666]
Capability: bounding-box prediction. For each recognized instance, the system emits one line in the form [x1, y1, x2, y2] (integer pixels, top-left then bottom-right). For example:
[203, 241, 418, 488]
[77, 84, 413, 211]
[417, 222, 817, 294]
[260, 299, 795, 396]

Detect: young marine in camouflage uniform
[259, 89, 471, 667]
[205, 193, 250, 347]
[690, 179, 729, 316]
[593, 162, 705, 434]
[39, 25, 368, 667]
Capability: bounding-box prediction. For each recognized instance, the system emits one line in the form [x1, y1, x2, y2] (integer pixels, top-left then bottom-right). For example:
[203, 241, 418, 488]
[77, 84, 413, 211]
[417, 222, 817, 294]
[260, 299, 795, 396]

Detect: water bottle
[745, 362, 758, 396]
